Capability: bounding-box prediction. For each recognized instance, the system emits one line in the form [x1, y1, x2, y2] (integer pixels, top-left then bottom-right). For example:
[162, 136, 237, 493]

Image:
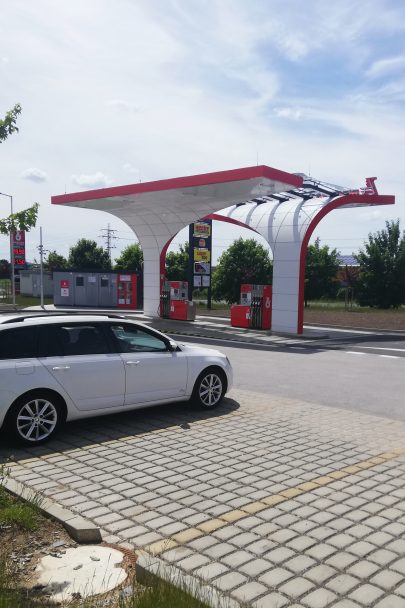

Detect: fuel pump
[160, 280, 197, 321]
[231, 284, 272, 329]
[160, 281, 171, 318]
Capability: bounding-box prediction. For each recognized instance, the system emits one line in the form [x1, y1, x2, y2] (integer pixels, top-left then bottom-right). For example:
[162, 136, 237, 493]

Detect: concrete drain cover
[34, 545, 127, 602]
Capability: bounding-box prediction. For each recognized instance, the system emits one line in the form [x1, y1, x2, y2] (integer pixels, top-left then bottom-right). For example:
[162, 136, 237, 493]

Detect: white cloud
[71, 172, 114, 189]
[21, 167, 48, 182]
[123, 163, 140, 179]
[274, 107, 302, 120]
[366, 54, 405, 79]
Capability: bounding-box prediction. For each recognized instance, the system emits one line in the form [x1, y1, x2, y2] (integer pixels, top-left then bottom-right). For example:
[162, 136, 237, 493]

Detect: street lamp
[0, 192, 16, 306]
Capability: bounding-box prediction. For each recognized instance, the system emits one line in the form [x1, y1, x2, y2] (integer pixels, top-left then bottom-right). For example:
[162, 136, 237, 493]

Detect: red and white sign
[60, 279, 70, 297]
[11, 230, 26, 267]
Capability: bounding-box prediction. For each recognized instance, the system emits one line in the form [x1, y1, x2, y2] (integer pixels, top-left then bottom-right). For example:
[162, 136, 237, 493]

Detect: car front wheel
[6, 392, 63, 446]
[192, 368, 226, 409]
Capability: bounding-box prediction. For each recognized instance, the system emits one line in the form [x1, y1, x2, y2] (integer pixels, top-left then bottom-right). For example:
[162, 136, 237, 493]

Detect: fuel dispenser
[160, 280, 197, 321]
[231, 284, 272, 329]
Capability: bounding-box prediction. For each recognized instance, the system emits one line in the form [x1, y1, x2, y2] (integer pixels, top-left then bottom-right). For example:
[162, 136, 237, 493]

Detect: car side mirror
[167, 340, 178, 351]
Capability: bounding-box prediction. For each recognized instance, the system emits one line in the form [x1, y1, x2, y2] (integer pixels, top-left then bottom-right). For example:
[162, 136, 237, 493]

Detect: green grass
[195, 300, 229, 310]
[305, 300, 405, 313]
[0, 294, 53, 307]
[0, 463, 42, 531]
[0, 468, 44, 608]
[125, 580, 210, 608]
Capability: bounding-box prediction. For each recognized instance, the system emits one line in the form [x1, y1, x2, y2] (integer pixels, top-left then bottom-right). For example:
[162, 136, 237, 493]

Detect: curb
[135, 553, 240, 608]
[151, 326, 327, 345]
[3, 477, 102, 544]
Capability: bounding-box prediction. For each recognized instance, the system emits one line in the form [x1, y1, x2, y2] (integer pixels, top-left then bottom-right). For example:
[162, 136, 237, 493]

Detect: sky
[1, 0, 405, 264]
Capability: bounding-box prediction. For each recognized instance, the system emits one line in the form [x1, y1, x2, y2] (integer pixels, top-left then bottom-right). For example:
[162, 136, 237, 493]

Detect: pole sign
[188, 219, 212, 305]
[193, 220, 212, 279]
[11, 230, 26, 268]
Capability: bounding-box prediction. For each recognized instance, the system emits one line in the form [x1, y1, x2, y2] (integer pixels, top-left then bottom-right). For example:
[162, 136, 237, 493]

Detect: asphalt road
[174, 333, 405, 423]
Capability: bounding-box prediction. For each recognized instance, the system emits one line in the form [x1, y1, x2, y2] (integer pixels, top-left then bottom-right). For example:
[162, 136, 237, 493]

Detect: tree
[0, 104, 21, 142]
[0, 104, 39, 234]
[165, 242, 189, 281]
[0, 259, 10, 279]
[212, 238, 272, 304]
[45, 251, 68, 272]
[68, 239, 111, 271]
[356, 220, 405, 308]
[114, 243, 143, 273]
[304, 238, 340, 305]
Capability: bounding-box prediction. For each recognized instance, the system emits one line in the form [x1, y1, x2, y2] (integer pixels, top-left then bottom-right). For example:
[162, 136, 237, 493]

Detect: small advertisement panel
[194, 261, 210, 275]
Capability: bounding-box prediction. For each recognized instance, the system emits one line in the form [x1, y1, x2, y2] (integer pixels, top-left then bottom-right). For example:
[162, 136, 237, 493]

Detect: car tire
[5, 391, 64, 446]
[191, 367, 226, 409]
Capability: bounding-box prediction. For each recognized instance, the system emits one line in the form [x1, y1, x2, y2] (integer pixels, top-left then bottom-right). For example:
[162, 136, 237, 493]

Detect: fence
[0, 280, 11, 301]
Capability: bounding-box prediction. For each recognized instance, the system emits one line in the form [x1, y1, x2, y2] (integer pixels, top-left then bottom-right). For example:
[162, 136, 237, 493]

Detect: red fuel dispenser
[231, 284, 272, 329]
[160, 281, 196, 321]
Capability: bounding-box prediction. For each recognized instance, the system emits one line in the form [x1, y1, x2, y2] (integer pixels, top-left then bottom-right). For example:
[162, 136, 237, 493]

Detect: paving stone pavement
[2, 388, 405, 607]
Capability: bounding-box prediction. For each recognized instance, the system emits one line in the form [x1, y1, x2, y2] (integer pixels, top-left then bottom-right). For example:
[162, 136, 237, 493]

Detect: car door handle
[52, 365, 71, 370]
[126, 360, 140, 365]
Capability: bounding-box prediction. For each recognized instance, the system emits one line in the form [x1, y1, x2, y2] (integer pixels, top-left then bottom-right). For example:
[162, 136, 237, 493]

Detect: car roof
[0, 313, 141, 329]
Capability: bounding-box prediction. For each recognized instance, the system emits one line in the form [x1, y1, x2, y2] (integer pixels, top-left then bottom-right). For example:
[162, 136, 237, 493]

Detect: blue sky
[1, 0, 404, 262]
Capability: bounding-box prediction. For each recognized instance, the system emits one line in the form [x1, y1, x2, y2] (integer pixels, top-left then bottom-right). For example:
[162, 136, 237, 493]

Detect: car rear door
[38, 323, 125, 411]
[107, 323, 188, 405]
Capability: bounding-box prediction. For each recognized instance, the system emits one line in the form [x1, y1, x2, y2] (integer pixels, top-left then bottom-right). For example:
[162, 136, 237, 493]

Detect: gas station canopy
[52, 165, 394, 334]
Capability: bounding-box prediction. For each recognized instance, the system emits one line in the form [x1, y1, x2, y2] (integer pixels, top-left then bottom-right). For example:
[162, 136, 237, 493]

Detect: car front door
[108, 323, 188, 405]
[38, 323, 126, 411]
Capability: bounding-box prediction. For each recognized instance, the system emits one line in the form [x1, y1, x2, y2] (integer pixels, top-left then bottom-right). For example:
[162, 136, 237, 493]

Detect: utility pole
[38, 227, 45, 308]
[100, 224, 117, 261]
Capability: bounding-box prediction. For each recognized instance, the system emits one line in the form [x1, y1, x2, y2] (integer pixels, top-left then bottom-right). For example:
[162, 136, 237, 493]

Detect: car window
[110, 324, 167, 353]
[38, 324, 110, 356]
[0, 327, 37, 359]
[37, 325, 64, 357]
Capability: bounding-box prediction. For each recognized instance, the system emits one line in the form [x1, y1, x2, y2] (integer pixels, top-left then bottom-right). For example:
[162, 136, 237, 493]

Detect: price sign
[11, 231, 26, 268]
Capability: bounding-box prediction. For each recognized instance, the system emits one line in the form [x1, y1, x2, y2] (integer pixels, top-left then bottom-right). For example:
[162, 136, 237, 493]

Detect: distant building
[20, 270, 54, 297]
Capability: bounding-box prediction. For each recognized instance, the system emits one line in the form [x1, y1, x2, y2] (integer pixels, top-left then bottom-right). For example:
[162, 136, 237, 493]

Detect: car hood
[177, 342, 226, 358]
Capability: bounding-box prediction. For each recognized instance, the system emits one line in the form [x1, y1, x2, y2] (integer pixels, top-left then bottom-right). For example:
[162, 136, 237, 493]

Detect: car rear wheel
[192, 368, 226, 409]
[6, 392, 63, 446]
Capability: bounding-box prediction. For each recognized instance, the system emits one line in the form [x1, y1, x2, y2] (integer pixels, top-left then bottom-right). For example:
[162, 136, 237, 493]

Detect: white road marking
[360, 346, 405, 353]
[379, 355, 400, 359]
[304, 325, 374, 335]
[345, 351, 366, 355]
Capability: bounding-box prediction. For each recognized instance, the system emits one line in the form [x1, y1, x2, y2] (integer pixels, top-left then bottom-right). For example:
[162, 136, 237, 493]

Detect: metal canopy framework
[52, 166, 394, 334]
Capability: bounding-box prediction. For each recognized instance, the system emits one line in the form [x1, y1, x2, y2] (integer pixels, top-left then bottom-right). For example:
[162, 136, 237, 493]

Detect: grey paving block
[252, 592, 289, 608]
[222, 550, 254, 568]
[213, 571, 248, 592]
[301, 587, 338, 608]
[278, 576, 315, 599]
[349, 584, 384, 605]
[231, 581, 268, 603]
